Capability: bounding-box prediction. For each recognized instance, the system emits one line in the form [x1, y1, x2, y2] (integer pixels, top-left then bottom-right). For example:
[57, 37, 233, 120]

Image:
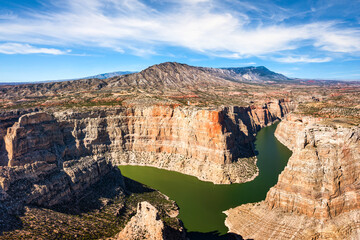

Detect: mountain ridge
[1, 62, 354, 101]
[85, 71, 136, 79]
[220, 66, 290, 82]
[106, 62, 292, 90]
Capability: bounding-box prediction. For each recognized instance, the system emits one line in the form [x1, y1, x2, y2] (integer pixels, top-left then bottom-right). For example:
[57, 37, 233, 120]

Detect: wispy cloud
[273, 55, 333, 63]
[0, 43, 69, 55]
[0, 10, 17, 20]
[314, 28, 360, 53]
[0, 13, 17, 20]
[0, 0, 358, 59]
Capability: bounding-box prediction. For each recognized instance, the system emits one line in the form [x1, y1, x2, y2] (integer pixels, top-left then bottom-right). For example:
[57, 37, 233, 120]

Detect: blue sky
[0, 0, 359, 82]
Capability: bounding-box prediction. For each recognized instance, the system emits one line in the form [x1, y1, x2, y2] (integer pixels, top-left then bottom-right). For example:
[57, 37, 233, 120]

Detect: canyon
[0, 98, 293, 238]
[0, 62, 359, 239]
[1, 98, 294, 184]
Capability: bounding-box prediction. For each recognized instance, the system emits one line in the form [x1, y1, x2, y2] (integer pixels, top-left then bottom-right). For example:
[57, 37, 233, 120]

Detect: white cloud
[0, 0, 358, 58]
[273, 56, 332, 63]
[239, 62, 256, 65]
[0, 43, 69, 55]
[314, 30, 360, 53]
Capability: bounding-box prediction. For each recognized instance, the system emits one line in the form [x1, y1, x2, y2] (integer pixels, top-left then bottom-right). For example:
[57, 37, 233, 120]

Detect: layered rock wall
[0, 109, 37, 166]
[0, 157, 117, 210]
[52, 100, 293, 183]
[269, 115, 360, 219]
[4, 112, 64, 167]
[0, 100, 293, 188]
[0, 112, 124, 218]
[225, 114, 360, 239]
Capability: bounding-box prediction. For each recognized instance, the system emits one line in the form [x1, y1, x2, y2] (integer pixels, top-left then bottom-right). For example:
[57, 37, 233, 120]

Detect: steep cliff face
[0, 112, 124, 219]
[50, 100, 293, 184]
[0, 157, 118, 210]
[224, 114, 360, 239]
[269, 115, 360, 219]
[0, 100, 293, 190]
[0, 109, 37, 166]
[0, 101, 292, 209]
[116, 201, 186, 240]
[4, 112, 64, 167]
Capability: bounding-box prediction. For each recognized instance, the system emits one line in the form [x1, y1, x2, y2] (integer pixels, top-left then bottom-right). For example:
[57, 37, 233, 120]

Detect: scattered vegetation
[1, 175, 182, 239]
[296, 86, 360, 125]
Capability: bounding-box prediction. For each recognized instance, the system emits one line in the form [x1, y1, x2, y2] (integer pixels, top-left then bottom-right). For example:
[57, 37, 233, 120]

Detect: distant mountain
[0, 82, 30, 86]
[106, 62, 292, 90]
[0, 64, 287, 88]
[218, 66, 290, 82]
[0, 71, 135, 86]
[85, 71, 136, 79]
[0, 62, 316, 99]
[106, 62, 231, 89]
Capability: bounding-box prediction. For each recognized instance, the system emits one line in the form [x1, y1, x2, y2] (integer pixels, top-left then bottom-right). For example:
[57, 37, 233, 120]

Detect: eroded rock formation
[0, 112, 125, 226]
[0, 109, 37, 166]
[224, 114, 360, 239]
[4, 112, 63, 167]
[116, 201, 186, 240]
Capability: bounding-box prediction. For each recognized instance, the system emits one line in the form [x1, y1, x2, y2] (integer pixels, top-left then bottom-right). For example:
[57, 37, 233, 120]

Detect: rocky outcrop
[224, 201, 360, 240]
[4, 112, 64, 167]
[224, 114, 360, 239]
[0, 157, 120, 211]
[116, 201, 186, 240]
[0, 109, 37, 166]
[270, 116, 360, 219]
[0, 112, 125, 221]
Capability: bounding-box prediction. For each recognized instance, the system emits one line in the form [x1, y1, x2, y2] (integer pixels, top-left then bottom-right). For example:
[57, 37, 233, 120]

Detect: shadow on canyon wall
[222, 107, 263, 161]
[0, 167, 127, 234]
[188, 231, 246, 240]
[50, 167, 127, 215]
[0, 211, 23, 235]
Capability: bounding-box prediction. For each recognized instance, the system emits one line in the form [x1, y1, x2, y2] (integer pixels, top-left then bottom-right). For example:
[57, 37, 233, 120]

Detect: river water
[119, 122, 291, 238]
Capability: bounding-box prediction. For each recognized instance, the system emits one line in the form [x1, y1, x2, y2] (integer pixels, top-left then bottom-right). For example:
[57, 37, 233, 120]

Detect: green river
[119, 122, 291, 239]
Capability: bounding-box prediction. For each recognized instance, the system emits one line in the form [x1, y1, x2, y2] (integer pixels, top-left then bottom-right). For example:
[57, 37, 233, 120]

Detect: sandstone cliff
[224, 114, 360, 239]
[0, 112, 125, 222]
[0, 100, 293, 190]
[0, 109, 38, 166]
[51, 100, 293, 184]
[4, 112, 64, 167]
[116, 201, 186, 240]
